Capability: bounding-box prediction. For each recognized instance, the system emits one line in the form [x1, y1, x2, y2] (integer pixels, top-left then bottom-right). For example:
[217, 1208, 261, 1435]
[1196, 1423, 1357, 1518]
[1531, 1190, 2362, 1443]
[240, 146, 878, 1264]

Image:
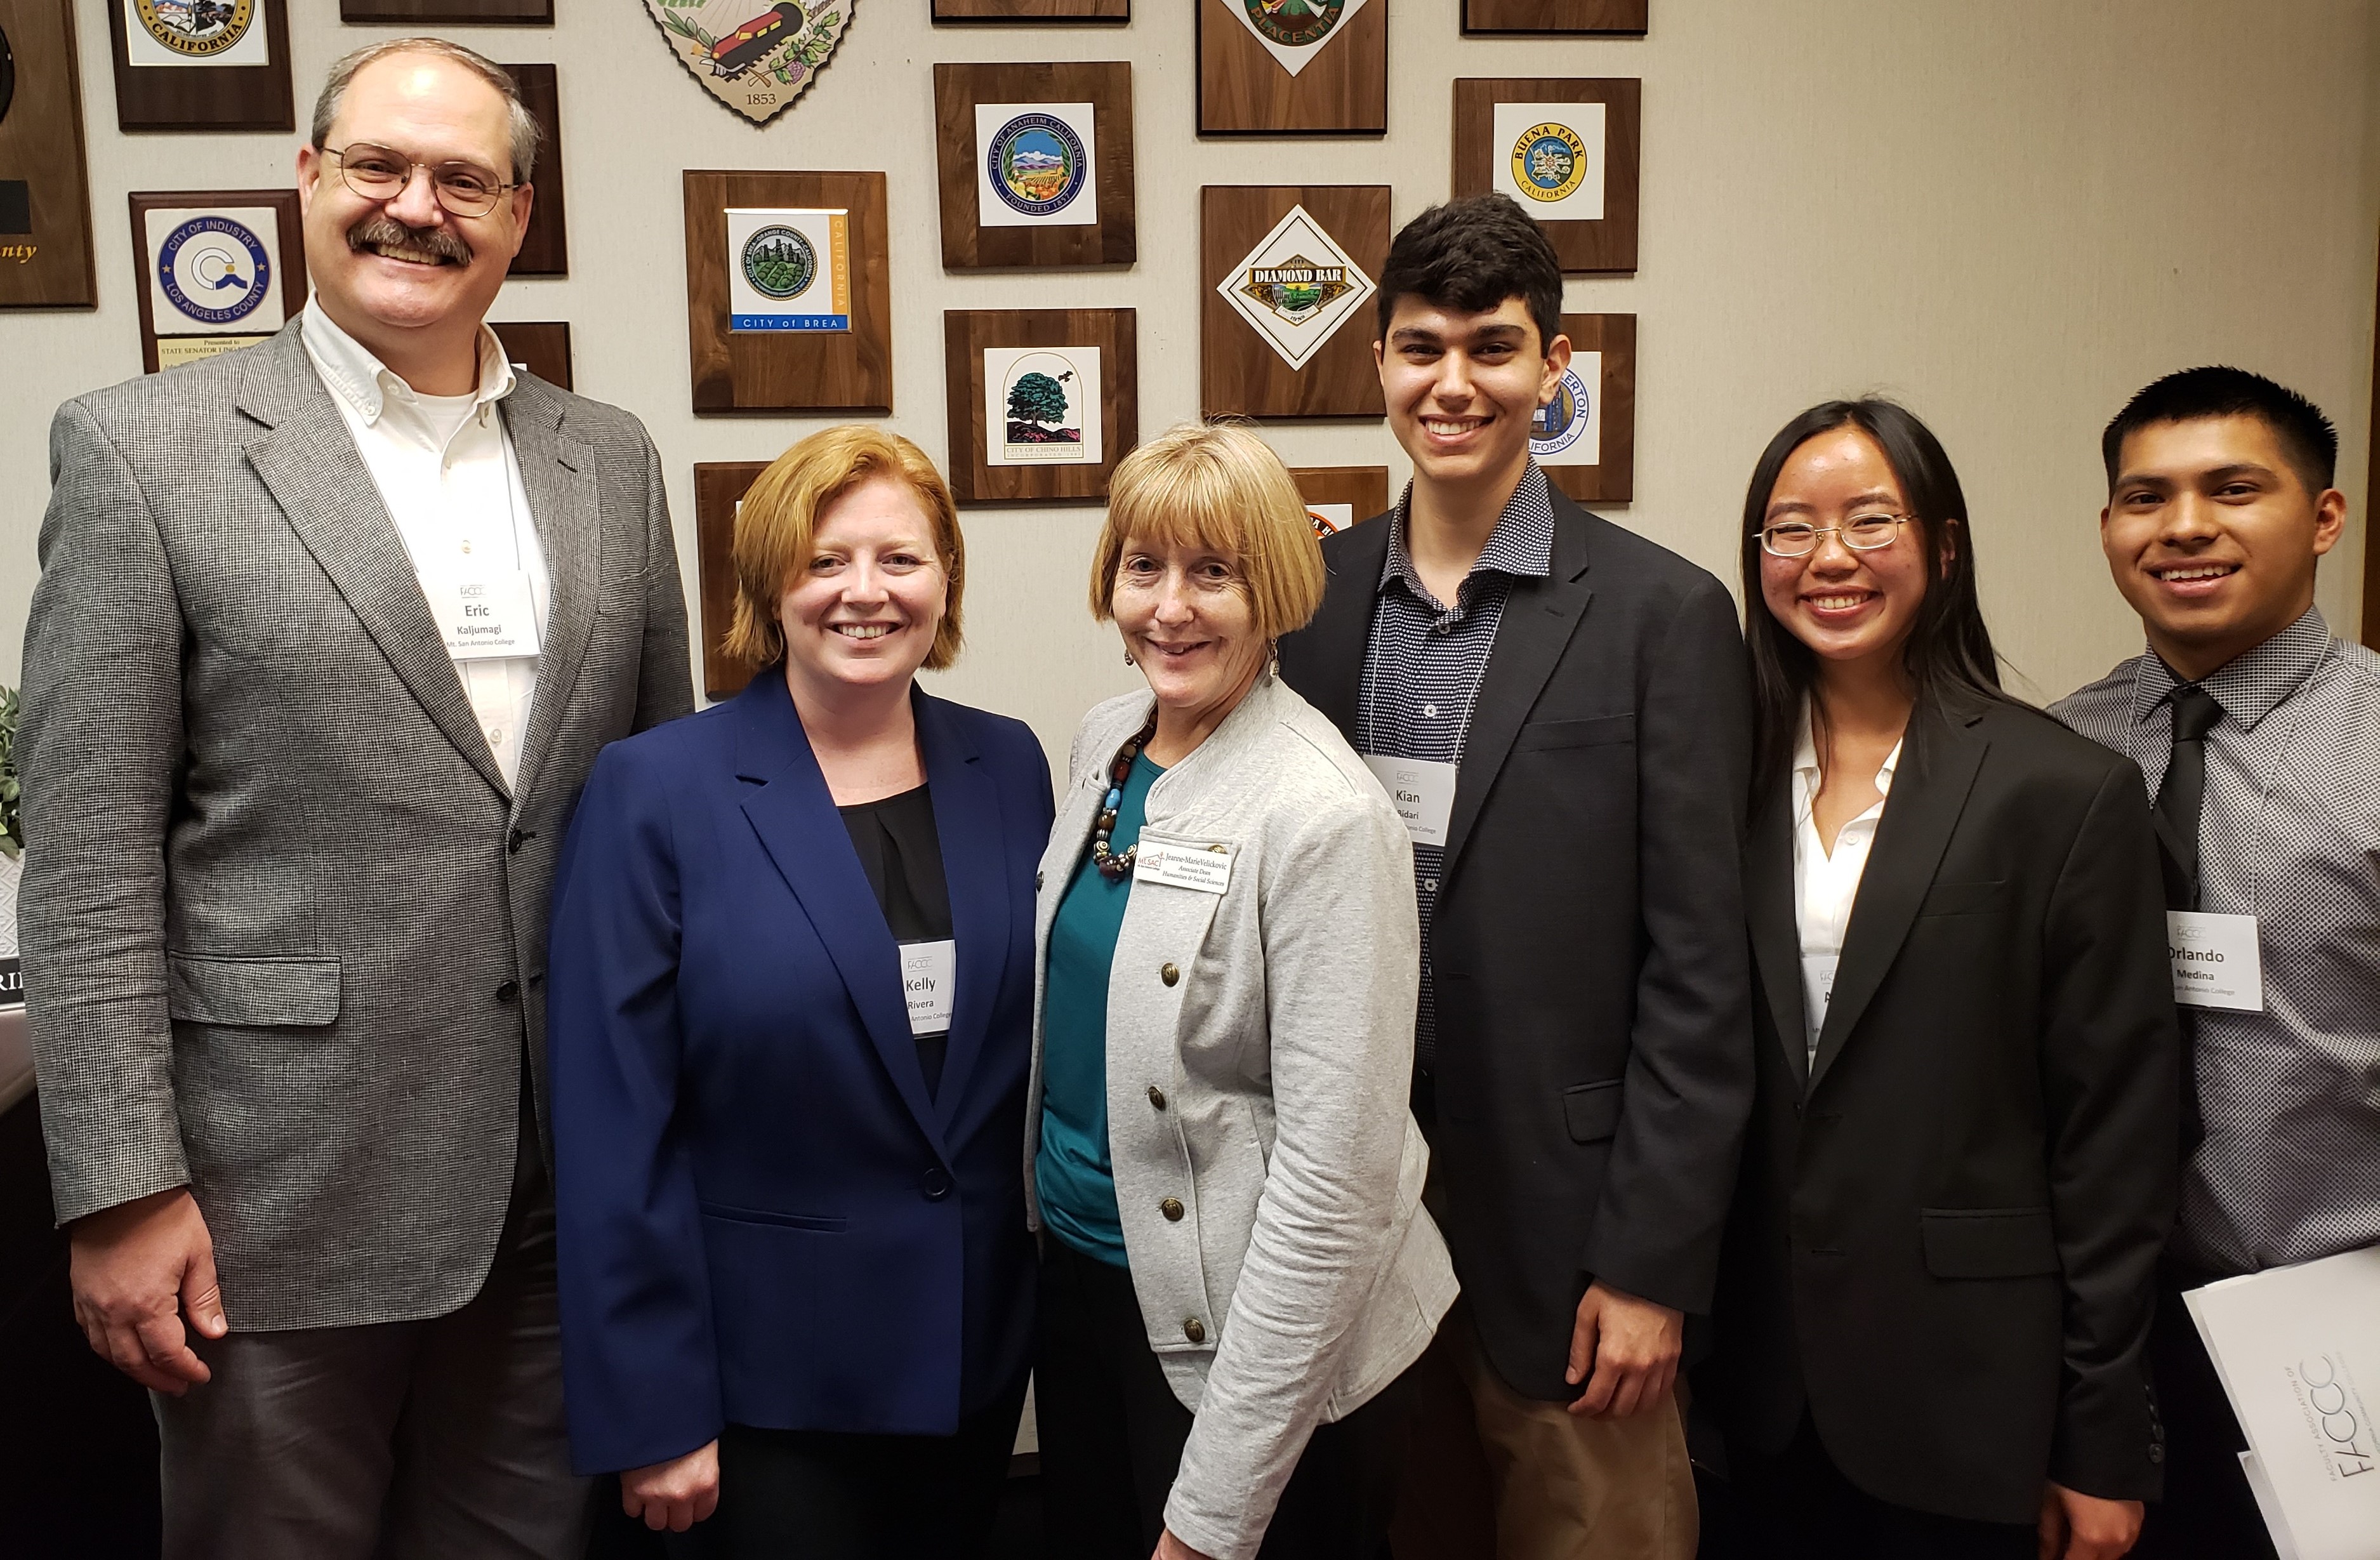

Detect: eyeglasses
[324, 143, 515, 219]
[1756, 513, 1911, 558]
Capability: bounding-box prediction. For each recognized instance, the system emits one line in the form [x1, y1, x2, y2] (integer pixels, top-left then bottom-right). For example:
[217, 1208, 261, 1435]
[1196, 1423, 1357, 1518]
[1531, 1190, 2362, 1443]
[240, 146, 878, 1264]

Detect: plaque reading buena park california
[642, 0, 852, 124]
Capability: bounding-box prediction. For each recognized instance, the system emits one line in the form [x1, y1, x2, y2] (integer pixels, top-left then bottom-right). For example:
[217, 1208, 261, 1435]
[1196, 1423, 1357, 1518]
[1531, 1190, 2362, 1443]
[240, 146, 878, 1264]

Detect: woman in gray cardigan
[1028, 422, 1458, 1560]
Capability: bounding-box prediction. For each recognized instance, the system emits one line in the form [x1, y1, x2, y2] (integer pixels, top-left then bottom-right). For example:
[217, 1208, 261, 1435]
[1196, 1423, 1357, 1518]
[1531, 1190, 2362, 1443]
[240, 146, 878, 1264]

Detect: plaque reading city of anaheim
[944, 308, 1137, 505]
[1198, 0, 1383, 135]
[642, 0, 853, 125]
[934, 62, 1134, 270]
[1533, 312, 1636, 505]
[0, 0, 98, 309]
[1200, 185, 1388, 418]
[128, 188, 303, 372]
[684, 169, 890, 413]
[1453, 77, 1641, 274]
[106, 0, 293, 131]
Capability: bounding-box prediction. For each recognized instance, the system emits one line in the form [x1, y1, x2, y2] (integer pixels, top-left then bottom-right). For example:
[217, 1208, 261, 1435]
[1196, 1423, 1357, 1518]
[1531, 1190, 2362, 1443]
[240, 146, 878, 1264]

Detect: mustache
[345, 216, 472, 267]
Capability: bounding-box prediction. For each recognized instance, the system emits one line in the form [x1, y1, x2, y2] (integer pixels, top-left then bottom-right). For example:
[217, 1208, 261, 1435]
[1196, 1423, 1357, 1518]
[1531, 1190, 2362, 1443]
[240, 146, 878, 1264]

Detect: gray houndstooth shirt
[2053, 607, 2380, 1275]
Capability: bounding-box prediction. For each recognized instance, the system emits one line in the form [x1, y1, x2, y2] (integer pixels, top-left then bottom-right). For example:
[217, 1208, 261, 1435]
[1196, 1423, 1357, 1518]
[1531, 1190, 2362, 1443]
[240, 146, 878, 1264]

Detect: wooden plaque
[1290, 465, 1391, 536]
[107, 0, 293, 133]
[1201, 185, 1388, 420]
[1453, 78, 1641, 275]
[0, 0, 97, 308]
[694, 461, 771, 700]
[491, 320, 571, 390]
[933, 62, 1134, 271]
[933, 0, 1128, 18]
[1198, 0, 1384, 136]
[944, 308, 1137, 505]
[1537, 312, 1636, 506]
[128, 189, 303, 373]
[1462, 0, 1646, 34]
[342, 0, 553, 21]
[683, 169, 892, 415]
[505, 63, 566, 277]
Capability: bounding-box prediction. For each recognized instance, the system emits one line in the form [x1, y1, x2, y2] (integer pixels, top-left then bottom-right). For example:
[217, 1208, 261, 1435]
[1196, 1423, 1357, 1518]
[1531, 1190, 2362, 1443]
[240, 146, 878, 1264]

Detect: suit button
[496, 979, 520, 1003]
[1182, 1318, 1205, 1344]
[1160, 962, 1179, 987]
[1160, 1197, 1184, 1222]
[2148, 1444, 2164, 1464]
[921, 1168, 953, 1200]
[1035, 871, 1045, 889]
[1147, 1085, 1167, 1111]
[506, 826, 534, 856]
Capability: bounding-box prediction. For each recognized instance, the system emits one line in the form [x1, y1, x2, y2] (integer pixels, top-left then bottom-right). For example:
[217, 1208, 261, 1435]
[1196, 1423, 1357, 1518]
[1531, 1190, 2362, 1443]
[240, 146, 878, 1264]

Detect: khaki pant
[1391, 1295, 1696, 1560]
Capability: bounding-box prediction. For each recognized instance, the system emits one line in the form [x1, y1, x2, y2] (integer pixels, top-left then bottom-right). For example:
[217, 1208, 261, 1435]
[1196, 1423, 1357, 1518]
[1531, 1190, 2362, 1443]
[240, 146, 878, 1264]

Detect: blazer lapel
[1745, 777, 1810, 1088]
[733, 677, 949, 1156]
[236, 331, 507, 796]
[1441, 505, 1594, 885]
[1807, 710, 1988, 1091]
[1285, 510, 1393, 736]
[915, 694, 1007, 1124]
[506, 381, 602, 809]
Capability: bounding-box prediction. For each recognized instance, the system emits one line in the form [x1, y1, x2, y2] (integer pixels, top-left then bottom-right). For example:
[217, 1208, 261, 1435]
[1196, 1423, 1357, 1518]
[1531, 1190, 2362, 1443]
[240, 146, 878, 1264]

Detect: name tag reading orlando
[1134, 838, 1234, 896]
[2165, 911, 2264, 1012]
[421, 571, 540, 661]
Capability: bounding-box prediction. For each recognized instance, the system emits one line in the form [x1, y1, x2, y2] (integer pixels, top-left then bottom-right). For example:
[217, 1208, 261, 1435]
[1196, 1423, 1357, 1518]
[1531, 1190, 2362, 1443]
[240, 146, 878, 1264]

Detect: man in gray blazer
[18, 37, 692, 1558]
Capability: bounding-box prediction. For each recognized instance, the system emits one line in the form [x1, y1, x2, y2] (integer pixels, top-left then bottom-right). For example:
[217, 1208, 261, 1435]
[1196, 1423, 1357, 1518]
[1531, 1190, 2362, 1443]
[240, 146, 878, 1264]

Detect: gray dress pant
[154, 1140, 588, 1560]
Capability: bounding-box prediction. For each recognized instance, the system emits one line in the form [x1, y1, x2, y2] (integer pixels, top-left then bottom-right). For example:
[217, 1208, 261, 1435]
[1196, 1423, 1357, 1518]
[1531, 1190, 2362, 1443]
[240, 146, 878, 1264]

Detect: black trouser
[655, 1377, 1026, 1560]
[1036, 1236, 1416, 1560]
[2132, 1264, 2279, 1560]
[1728, 1413, 2035, 1560]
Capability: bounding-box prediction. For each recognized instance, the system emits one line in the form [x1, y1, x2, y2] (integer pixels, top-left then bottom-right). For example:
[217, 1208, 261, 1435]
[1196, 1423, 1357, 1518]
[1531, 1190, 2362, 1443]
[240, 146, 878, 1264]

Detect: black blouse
[836, 784, 955, 1097]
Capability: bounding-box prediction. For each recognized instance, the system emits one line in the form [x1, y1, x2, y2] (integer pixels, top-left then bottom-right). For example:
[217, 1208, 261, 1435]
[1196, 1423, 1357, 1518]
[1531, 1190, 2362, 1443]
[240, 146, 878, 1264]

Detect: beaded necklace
[1090, 713, 1160, 880]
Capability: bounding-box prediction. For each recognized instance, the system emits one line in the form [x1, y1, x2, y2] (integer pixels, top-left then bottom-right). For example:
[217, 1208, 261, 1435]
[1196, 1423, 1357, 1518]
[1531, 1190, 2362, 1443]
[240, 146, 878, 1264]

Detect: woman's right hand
[621, 1440, 721, 1532]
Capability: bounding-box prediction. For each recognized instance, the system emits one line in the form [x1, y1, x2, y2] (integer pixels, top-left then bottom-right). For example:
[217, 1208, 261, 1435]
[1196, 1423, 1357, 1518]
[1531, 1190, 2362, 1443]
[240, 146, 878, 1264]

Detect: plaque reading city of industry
[106, 0, 293, 131]
[0, 0, 98, 308]
[1453, 77, 1642, 274]
[1198, 0, 1384, 136]
[933, 60, 1135, 270]
[642, 0, 854, 124]
[128, 188, 303, 371]
[684, 169, 890, 413]
[1200, 185, 1388, 418]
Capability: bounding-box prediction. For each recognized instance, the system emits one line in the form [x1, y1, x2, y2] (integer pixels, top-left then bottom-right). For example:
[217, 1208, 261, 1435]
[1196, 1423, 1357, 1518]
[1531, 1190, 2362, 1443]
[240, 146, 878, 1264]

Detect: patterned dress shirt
[2053, 607, 2380, 1274]
[1354, 463, 1556, 1071]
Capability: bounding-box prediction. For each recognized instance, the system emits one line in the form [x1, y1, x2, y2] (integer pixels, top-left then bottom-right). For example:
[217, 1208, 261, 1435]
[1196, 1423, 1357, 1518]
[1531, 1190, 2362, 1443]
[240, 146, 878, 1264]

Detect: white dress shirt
[300, 297, 548, 789]
[1791, 706, 1902, 1062]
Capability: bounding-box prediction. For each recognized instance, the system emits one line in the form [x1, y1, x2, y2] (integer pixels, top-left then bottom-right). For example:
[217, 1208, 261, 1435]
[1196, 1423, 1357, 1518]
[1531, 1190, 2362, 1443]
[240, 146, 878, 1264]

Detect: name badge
[1361, 755, 1458, 848]
[900, 939, 957, 1036]
[420, 569, 541, 661]
[2166, 911, 2264, 1012]
[1134, 838, 1234, 896]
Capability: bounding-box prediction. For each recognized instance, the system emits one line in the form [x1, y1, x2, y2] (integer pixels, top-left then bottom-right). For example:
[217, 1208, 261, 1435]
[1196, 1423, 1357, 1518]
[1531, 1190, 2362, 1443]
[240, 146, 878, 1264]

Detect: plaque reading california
[725, 208, 851, 332]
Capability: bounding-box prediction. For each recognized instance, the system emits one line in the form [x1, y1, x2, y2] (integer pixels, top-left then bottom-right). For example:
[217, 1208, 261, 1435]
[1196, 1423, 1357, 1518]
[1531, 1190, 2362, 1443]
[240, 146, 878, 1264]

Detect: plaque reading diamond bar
[1201, 185, 1387, 418]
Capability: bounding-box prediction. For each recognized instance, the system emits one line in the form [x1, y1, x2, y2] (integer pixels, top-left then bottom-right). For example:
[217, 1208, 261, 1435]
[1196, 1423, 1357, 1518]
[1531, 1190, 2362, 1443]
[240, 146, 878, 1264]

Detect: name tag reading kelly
[1134, 840, 1234, 896]
[1361, 755, 1458, 848]
[2166, 911, 2264, 1012]
[421, 571, 541, 661]
[900, 940, 957, 1036]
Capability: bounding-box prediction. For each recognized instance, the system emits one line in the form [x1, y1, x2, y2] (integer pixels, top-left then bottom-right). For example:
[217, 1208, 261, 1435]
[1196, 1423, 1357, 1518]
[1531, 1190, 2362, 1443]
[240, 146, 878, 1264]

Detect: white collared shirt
[300, 298, 548, 789]
[1790, 705, 1902, 1063]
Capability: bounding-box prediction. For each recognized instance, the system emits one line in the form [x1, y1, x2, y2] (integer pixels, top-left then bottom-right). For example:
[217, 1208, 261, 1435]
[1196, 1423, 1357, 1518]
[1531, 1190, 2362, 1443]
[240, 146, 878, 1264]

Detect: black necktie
[2155, 686, 2223, 910]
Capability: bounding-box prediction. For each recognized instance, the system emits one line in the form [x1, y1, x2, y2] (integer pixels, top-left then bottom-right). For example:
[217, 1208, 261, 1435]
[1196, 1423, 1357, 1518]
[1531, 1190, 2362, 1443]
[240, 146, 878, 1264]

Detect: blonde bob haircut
[1089, 421, 1326, 641]
[724, 426, 967, 671]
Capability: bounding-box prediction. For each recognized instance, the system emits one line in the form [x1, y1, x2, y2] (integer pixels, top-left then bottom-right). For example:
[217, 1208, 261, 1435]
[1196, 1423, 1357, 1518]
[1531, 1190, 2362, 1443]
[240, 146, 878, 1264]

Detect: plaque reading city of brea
[123, 0, 269, 69]
[1529, 352, 1603, 467]
[643, 0, 853, 124]
[1491, 102, 1607, 221]
[725, 208, 851, 332]
[145, 207, 288, 368]
[1217, 204, 1377, 372]
[1230, 0, 1370, 78]
[974, 102, 1097, 229]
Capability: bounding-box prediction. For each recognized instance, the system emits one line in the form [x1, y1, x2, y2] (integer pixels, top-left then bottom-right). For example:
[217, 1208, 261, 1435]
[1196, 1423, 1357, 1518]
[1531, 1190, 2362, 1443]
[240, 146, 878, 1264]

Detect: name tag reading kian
[900, 939, 957, 1037]
[1361, 755, 1458, 848]
[1134, 839, 1234, 896]
[421, 570, 541, 661]
[2166, 911, 2264, 1012]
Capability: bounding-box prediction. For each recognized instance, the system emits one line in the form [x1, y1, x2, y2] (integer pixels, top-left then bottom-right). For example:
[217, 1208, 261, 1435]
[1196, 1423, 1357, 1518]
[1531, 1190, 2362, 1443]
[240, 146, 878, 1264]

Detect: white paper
[725, 208, 850, 333]
[900, 940, 957, 1037]
[1491, 102, 1609, 221]
[2167, 910, 2265, 1011]
[420, 571, 541, 661]
[1306, 502, 1356, 537]
[984, 346, 1103, 466]
[1530, 352, 1604, 467]
[1362, 755, 1457, 849]
[145, 208, 286, 336]
[2185, 1245, 2380, 1560]
[974, 102, 1099, 228]
[1215, 204, 1377, 372]
[122, 0, 270, 68]
[1225, 0, 1370, 78]
[1134, 838, 1233, 896]
[2240, 1454, 2306, 1560]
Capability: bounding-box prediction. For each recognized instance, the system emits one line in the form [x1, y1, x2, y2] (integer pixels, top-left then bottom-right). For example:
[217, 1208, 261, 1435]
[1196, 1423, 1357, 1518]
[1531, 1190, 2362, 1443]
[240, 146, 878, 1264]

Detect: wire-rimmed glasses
[323, 142, 516, 219]
[1756, 513, 1911, 558]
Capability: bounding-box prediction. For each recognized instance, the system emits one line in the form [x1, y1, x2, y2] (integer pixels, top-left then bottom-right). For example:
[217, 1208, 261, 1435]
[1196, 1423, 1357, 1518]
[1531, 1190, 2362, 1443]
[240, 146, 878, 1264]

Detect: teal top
[1036, 750, 1164, 1268]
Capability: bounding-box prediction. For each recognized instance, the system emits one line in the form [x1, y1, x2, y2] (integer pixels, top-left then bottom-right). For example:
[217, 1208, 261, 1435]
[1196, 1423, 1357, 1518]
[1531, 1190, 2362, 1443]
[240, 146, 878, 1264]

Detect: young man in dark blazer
[1276, 194, 1755, 1560]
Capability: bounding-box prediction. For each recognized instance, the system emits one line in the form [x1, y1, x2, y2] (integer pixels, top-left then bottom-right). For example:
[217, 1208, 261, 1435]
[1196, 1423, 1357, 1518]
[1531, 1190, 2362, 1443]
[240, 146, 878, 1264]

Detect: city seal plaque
[156, 214, 270, 327]
[985, 111, 1087, 220]
[1529, 355, 1602, 467]
[1511, 121, 1588, 205]
[132, 0, 256, 59]
[1227, 0, 1368, 77]
[1490, 102, 1608, 221]
[741, 224, 816, 300]
[643, 0, 854, 124]
[1215, 203, 1376, 371]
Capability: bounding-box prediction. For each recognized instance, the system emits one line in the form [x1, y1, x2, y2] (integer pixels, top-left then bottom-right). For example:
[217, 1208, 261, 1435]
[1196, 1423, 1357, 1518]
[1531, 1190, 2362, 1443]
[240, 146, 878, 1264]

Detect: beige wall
[3, 0, 2374, 758]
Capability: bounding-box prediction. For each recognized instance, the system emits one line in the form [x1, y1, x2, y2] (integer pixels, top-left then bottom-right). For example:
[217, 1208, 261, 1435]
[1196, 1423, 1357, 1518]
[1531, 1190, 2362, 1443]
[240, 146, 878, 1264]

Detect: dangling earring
[1124, 651, 1135, 666]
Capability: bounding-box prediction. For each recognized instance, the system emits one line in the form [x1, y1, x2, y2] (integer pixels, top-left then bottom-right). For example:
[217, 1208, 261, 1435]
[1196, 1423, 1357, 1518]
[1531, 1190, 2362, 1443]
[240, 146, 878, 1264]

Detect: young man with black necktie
[2052, 366, 2380, 1560]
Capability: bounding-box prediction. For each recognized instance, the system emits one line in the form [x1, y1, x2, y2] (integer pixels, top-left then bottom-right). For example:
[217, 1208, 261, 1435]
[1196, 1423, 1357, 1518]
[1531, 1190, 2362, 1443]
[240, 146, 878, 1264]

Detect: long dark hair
[1738, 399, 2014, 784]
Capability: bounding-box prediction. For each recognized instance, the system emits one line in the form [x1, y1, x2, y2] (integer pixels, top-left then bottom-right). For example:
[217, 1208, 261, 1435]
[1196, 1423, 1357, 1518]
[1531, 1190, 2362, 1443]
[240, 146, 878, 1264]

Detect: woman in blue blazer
[546, 427, 1053, 1556]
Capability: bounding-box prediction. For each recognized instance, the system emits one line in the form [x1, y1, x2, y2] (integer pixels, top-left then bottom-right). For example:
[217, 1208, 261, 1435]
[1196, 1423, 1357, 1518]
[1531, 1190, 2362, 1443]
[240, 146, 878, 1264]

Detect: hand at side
[1565, 1278, 1683, 1419]
[68, 1186, 227, 1395]
[622, 1440, 720, 1533]
[2037, 1481, 2144, 1560]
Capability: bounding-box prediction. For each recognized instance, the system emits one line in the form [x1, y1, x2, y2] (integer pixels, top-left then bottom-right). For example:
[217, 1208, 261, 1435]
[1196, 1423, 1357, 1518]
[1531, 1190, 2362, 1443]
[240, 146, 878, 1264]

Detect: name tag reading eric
[1361, 755, 1458, 848]
[421, 570, 541, 661]
[2166, 911, 2264, 1012]
[900, 939, 957, 1037]
[1134, 840, 1234, 896]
